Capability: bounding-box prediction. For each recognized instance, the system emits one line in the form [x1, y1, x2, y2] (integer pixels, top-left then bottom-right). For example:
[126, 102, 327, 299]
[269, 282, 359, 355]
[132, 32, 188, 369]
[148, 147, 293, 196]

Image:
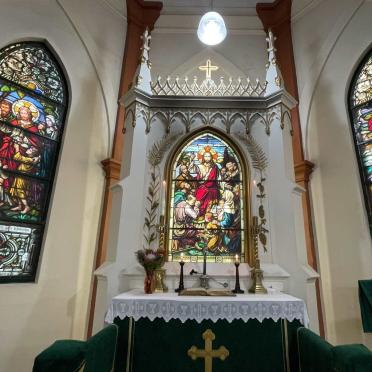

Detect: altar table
[106, 290, 309, 372]
[105, 289, 309, 326]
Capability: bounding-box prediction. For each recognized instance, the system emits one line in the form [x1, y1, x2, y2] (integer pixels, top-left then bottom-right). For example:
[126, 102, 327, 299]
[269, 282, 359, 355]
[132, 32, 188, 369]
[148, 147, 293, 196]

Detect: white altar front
[91, 30, 320, 335]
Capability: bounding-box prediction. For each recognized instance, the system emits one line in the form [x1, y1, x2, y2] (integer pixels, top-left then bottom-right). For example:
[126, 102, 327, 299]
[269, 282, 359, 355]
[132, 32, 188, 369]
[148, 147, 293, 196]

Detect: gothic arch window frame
[0, 40, 69, 283]
[348, 48, 372, 234]
[164, 127, 252, 265]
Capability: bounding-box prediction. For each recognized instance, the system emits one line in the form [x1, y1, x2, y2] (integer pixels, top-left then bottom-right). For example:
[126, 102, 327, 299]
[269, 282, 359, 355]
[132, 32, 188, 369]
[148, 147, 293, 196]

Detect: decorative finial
[132, 28, 153, 94]
[265, 29, 284, 96]
[266, 30, 276, 53]
[141, 28, 151, 53]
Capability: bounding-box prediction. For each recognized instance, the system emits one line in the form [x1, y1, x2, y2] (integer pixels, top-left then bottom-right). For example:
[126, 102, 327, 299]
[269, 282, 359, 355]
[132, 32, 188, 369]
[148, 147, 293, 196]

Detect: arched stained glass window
[0, 42, 68, 282]
[167, 131, 249, 263]
[349, 51, 372, 233]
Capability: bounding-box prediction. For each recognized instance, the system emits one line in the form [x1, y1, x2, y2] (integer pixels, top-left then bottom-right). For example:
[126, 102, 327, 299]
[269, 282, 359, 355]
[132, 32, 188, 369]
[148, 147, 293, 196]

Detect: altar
[91, 27, 320, 341]
[106, 290, 308, 372]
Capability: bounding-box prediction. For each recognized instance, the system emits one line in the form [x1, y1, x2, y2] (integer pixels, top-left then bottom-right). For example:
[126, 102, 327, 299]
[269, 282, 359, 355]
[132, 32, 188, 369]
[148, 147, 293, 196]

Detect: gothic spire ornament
[265, 29, 284, 96]
[132, 28, 152, 94]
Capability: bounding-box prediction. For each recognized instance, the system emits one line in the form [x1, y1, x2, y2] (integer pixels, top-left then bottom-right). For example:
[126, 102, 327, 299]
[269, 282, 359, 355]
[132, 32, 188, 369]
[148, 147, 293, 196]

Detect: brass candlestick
[157, 215, 166, 251]
[232, 261, 244, 294]
[249, 216, 267, 294]
[175, 261, 185, 293]
[154, 215, 168, 293]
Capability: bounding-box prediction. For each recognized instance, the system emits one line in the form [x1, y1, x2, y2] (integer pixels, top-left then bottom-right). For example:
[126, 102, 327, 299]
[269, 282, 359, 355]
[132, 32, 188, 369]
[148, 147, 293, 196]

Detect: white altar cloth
[105, 289, 309, 327]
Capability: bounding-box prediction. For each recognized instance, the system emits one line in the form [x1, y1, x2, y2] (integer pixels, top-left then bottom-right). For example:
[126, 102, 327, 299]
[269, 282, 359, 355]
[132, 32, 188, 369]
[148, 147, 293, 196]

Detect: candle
[180, 253, 184, 262]
[161, 180, 167, 215]
[235, 254, 239, 263]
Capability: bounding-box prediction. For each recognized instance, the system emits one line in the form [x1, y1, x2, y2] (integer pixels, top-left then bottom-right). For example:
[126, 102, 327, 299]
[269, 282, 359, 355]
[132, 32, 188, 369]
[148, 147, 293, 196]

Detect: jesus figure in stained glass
[168, 132, 246, 264]
[189, 146, 219, 216]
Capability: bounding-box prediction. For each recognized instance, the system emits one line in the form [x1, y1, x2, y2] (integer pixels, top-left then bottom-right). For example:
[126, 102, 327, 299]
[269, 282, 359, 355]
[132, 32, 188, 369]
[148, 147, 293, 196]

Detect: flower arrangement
[136, 248, 165, 294]
[135, 248, 165, 272]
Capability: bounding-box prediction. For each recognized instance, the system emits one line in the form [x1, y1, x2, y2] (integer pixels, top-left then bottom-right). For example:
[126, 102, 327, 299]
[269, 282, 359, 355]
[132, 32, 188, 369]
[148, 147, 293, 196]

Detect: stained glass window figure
[167, 131, 248, 264]
[349, 52, 372, 233]
[0, 42, 68, 282]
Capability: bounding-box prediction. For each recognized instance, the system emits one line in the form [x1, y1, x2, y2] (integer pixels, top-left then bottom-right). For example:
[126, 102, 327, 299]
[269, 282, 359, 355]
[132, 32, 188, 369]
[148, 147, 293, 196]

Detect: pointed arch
[349, 50, 372, 234]
[165, 128, 252, 264]
[0, 41, 68, 282]
[348, 49, 372, 234]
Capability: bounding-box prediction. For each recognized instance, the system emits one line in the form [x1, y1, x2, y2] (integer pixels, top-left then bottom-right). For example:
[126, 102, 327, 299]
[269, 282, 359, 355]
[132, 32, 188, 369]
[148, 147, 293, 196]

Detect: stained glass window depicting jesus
[350, 51, 372, 233]
[0, 42, 67, 282]
[167, 132, 246, 263]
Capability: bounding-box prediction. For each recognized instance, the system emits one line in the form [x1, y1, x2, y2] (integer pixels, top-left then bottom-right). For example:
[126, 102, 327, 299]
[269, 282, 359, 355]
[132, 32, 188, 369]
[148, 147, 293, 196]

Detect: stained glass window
[0, 42, 67, 282]
[349, 52, 372, 233]
[167, 131, 247, 263]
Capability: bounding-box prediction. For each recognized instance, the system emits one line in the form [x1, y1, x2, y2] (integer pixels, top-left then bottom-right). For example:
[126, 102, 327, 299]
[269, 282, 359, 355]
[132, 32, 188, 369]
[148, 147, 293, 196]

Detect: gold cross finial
[199, 59, 219, 80]
[141, 28, 151, 52]
[266, 29, 276, 52]
[188, 329, 229, 372]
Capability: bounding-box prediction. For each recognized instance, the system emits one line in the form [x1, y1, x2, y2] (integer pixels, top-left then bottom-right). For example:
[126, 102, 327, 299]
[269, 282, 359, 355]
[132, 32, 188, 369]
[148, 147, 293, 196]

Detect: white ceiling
[158, 0, 322, 19]
[160, 0, 273, 15]
[109, 0, 324, 22]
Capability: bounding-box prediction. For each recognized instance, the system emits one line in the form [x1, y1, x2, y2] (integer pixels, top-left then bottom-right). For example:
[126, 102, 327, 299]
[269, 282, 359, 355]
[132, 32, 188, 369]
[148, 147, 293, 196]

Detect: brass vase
[154, 268, 168, 293]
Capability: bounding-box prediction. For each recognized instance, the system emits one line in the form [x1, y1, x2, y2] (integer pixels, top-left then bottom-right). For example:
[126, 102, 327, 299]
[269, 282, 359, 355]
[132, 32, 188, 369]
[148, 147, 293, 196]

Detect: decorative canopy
[132, 28, 284, 99]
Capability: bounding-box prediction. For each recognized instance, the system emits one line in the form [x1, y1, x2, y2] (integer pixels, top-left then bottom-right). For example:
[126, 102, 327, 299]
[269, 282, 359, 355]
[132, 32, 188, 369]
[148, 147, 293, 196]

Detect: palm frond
[148, 132, 181, 167]
[237, 133, 268, 172]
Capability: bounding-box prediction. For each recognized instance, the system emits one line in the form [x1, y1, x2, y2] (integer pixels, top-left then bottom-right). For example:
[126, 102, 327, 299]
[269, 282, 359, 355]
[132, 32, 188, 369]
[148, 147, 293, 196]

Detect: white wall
[150, 12, 267, 82]
[293, 0, 372, 346]
[0, 1, 125, 371]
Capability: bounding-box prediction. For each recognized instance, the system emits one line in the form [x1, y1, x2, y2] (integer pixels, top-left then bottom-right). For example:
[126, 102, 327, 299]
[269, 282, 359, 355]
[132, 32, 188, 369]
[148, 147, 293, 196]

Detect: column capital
[101, 158, 121, 182]
[256, 0, 292, 30]
[127, 0, 163, 30]
[294, 160, 315, 184]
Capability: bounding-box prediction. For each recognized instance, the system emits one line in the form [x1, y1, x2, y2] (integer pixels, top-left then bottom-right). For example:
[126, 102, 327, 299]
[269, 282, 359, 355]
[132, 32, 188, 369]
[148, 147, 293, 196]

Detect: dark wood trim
[87, 0, 163, 338]
[257, 0, 325, 337]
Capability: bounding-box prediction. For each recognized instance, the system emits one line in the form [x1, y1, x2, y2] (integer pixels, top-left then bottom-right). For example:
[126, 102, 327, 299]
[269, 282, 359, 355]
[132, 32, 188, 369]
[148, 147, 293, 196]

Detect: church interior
[1, 0, 372, 371]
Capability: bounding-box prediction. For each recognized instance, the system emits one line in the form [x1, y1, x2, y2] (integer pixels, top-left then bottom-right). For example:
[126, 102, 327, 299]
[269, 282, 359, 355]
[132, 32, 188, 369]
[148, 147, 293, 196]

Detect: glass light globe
[197, 11, 227, 46]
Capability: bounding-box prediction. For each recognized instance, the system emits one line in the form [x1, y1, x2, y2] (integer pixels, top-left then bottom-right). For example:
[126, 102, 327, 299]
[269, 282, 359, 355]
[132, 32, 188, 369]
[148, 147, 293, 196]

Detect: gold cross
[199, 59, 219, 80]
[188, 329, 229, 372]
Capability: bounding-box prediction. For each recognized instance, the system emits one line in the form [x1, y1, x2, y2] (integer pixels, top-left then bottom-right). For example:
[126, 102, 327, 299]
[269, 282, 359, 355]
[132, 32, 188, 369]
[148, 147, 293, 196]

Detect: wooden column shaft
[257, 0, 324, 336]
[87, 0, 162, 337]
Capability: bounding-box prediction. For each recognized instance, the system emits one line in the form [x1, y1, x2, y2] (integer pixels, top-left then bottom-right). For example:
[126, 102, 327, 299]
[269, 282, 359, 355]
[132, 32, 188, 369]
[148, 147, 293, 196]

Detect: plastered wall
[0, 1, 125, 371]
[292, 0, 372, 346]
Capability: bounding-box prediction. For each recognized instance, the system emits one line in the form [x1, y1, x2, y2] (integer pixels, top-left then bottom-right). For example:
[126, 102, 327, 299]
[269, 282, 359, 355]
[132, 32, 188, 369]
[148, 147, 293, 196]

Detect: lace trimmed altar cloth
[105, 289, 309, 327]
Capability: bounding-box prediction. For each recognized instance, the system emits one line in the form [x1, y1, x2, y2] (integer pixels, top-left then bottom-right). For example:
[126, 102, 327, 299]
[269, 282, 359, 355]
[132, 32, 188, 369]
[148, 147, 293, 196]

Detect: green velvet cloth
[359, 280, 372, 332]
[33, 324, 118, 372]
[33, 340, 86, 372]
[84, 324, 118, 372]
[297, 327, 333, 372]
[333, 344, 372, 372]
[114, 317, 301, 372]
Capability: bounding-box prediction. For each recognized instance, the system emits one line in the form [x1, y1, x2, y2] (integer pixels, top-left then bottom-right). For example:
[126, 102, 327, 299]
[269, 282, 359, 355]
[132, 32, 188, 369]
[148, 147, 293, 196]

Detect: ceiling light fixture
[197, 10, 227, 46]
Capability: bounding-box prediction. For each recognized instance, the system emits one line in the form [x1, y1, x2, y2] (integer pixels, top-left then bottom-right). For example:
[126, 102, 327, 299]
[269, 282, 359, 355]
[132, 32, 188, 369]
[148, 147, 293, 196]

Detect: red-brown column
[257, 0, 324, 336]
[87, 0, 162, 337]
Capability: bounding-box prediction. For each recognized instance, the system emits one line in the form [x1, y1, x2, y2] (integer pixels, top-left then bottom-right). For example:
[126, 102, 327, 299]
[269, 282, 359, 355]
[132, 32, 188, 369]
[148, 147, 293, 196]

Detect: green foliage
[237, 133, 268, 172]
[147, 133, 180, 167]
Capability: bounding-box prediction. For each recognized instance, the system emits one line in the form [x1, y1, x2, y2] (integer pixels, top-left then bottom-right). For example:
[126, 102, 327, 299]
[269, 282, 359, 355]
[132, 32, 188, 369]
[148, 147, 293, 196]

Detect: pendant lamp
[197, 10, 227, 46]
